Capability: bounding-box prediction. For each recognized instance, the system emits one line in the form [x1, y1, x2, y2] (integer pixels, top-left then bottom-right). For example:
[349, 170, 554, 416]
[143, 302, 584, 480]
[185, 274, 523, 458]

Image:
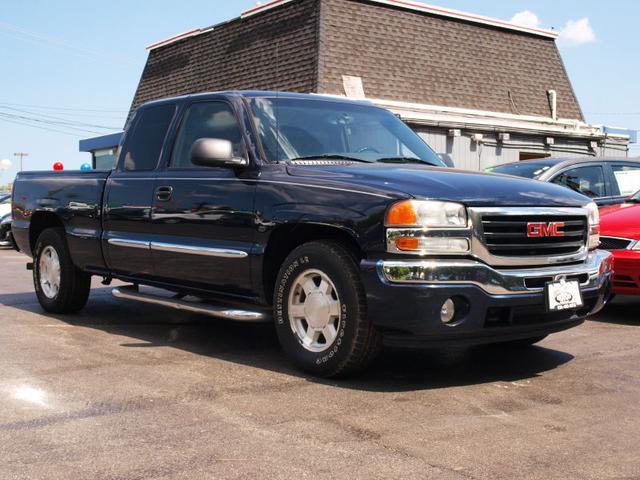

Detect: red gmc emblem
[527, 222, 566, 238]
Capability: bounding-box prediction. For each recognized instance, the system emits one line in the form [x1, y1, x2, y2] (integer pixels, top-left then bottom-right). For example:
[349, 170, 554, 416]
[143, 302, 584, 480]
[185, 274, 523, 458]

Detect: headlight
[586, 202, 600, 250]
[386, 200, 468, 228]
[632, 241, 640, 251]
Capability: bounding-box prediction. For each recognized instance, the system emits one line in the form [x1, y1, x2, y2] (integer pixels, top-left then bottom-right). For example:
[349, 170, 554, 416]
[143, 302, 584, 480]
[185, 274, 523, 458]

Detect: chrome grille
[481, 215, 587, 257]
[599, 236, 633, 251]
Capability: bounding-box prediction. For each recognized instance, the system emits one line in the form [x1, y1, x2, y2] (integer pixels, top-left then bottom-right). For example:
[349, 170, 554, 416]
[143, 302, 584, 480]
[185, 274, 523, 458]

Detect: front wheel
[273, 241, 381, 378]
[33, 228, 91, 313]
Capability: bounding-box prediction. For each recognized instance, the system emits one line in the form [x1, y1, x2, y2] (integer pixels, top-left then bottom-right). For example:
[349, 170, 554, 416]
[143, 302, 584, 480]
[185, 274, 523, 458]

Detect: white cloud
[558, 17, 596, 47]
[510, 10, 541, 29]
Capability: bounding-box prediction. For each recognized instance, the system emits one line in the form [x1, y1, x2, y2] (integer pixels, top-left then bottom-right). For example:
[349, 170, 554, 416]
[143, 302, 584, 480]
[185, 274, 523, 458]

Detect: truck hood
[286, 163, 590, 207]
[600, 202, 640, 240]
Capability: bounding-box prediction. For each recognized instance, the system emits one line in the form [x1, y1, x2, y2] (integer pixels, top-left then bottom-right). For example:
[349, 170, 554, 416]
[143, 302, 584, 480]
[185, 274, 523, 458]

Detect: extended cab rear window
[121, 104, 176, 171]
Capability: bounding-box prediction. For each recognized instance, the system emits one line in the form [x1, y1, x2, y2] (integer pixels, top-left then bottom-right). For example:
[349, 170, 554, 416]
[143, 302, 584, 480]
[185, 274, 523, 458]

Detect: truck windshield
[487, 162, 553, 179]
[249, 97, 445, 166]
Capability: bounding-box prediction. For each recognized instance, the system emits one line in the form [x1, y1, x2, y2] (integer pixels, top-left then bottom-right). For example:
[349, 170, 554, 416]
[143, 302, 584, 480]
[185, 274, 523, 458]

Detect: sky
[1, 0, 639, 185]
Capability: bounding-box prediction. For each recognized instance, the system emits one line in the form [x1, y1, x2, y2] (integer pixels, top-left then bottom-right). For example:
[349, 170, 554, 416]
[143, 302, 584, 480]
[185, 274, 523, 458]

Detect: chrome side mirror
[190, 138, 247, 168]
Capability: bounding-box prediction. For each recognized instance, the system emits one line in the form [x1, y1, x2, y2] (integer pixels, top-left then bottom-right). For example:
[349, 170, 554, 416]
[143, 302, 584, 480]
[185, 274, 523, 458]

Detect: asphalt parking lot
[1, 247, 639, 480]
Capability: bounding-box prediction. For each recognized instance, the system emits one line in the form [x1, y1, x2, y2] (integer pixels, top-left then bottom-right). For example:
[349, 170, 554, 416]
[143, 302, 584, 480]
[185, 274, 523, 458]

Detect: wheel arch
[261, 222, 365, 305]
[29, 212, 65, 255]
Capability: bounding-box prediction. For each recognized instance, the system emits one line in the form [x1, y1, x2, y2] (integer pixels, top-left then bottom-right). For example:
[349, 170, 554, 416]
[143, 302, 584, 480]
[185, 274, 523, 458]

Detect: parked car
[599, 191, 640, 295]
[0, 193, 16, 249]
[11, 91, 613, 377]
[486, 157, 640, 206]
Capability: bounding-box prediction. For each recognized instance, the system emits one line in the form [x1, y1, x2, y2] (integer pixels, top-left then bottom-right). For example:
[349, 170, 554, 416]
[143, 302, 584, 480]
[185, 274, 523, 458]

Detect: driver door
[149, 99, 256, 296]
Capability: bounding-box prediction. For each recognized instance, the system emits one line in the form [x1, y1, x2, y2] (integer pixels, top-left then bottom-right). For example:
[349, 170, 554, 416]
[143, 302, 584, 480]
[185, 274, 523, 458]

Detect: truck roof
[138, 90, 375, 110]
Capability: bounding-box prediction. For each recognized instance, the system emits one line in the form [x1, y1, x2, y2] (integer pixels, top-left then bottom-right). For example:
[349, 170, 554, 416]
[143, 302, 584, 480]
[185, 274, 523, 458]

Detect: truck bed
[12, 170, 112, 270]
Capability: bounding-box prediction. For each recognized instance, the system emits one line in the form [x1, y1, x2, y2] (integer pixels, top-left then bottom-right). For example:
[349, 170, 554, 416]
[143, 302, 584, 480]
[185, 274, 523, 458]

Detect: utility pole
[14, 152, 29, 171]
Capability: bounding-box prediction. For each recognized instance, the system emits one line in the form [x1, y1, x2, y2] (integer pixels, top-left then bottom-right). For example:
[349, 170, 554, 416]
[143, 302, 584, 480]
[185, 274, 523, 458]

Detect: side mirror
[190, 138, 247, 168]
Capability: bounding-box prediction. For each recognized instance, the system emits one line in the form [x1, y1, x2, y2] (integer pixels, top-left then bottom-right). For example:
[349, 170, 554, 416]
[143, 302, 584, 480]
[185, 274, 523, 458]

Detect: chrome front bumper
[379, 249, 613, 296]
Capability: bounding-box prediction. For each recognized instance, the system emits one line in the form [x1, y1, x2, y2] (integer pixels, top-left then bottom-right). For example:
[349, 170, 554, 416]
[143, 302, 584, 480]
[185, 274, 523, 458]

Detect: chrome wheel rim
[39, 246, 61, 299]
[288, 269, 342, 353]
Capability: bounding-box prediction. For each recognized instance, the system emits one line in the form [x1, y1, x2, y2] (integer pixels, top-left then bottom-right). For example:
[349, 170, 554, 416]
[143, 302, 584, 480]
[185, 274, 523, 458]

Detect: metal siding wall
[414, 126, 628, 170]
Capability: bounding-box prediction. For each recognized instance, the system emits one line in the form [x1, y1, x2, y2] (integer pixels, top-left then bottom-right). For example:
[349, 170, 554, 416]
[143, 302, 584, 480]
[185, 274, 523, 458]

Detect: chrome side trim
[107, 238, 151, 250]
[150, 242, 248, 258]
[112, 286, 269, 322]
[379, 249, 613, 296]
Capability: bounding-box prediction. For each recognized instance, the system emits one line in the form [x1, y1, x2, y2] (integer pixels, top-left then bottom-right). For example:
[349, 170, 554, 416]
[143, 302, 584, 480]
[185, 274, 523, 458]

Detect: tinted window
[551, 166, 606, 198]
[170, 102, 244, 169]
[121, 104, 175, 171]
[249, 97, 444, 166]
[611, 164, 640, 196]
[487, 162, 554, 179]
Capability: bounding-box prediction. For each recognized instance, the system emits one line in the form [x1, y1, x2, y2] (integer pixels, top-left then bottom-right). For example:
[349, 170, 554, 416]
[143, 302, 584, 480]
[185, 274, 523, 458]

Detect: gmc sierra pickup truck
[12, 91, 613, 377]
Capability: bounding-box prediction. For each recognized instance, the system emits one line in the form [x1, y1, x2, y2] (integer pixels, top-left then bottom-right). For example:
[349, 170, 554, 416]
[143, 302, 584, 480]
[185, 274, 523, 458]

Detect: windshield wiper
[289, 154, 374, 163]
[625, 197, 640, 203]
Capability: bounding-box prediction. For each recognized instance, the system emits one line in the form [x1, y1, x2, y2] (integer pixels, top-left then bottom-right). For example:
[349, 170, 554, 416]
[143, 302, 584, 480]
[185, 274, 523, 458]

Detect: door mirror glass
[190, 138, 246, 168]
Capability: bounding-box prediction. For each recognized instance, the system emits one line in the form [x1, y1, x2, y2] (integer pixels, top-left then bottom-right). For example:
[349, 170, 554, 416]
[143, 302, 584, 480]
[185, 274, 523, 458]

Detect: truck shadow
[588, 295, 640, 327]
[0, 288, 574, 393]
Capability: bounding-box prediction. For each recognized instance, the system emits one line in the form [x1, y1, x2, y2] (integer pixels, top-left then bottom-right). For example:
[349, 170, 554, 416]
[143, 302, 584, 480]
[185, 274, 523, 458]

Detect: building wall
[129, 0, 321, 116]
[319, 0, 584, 120]
[413, 126, 629, 170]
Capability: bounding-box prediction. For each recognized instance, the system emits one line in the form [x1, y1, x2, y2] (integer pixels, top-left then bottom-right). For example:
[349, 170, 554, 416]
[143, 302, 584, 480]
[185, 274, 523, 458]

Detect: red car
[599, 190, 640, 295]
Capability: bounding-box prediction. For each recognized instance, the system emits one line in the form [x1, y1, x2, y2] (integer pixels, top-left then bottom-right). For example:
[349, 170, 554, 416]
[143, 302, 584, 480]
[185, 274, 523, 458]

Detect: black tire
[503, 335, 548, 348]
[33, 227, 91, 313]
[273, 241, 381, 377]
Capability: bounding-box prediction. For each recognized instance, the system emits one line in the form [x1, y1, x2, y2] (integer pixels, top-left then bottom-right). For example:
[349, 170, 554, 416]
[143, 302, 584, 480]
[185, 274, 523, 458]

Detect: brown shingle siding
[129, 0, 583, 122]
[129, 0, 321, 117]
[319, 0, 583, 120]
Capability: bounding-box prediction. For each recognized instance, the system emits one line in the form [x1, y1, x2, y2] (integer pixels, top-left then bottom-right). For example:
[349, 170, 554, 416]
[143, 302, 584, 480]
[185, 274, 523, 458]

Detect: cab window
[551, 166, 606, 198]
[170, 102, 245, 169]
[121, 104, 176, 171]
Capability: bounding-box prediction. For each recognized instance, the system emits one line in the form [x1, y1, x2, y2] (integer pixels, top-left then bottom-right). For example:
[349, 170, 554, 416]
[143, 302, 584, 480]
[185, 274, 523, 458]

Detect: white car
[0, 193, 16, 249]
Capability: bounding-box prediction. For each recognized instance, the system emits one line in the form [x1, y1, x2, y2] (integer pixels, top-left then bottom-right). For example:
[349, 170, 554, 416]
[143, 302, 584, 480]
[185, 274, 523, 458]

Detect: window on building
[121, 104, 175, 171]
[611, 164, 640, 196]
[170, 102, 245, 169]
[551, 166, 606, 198]
[93, 148, 118, 170]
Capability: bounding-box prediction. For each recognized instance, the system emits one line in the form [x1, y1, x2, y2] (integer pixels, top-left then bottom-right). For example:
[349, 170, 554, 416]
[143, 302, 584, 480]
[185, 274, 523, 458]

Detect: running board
[112, 286, 270, 323]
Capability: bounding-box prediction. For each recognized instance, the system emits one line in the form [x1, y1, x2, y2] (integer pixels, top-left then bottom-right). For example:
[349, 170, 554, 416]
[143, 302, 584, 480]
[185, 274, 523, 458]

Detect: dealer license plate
[546, 280, 583, 312]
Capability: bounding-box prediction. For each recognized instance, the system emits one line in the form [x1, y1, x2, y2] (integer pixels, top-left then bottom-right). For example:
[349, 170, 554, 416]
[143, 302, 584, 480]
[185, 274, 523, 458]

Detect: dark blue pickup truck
[12, 91, 613, 377]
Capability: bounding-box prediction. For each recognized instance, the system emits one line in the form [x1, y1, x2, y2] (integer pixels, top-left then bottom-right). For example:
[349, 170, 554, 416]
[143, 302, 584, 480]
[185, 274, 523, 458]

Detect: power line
[0, 101, 128, 114]
[0, 116, 86, 137]
[0, 20, 138, 68]
[0, 112, 115, 135]
[0, 106, 122, 130]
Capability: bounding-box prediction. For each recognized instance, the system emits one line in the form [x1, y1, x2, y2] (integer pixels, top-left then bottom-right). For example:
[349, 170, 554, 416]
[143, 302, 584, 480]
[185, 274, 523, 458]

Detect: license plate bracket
[546, 279, 583, 312]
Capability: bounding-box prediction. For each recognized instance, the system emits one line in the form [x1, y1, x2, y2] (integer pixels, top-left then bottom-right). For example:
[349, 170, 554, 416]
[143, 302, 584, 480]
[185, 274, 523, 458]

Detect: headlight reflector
[386, 200, 468, 228]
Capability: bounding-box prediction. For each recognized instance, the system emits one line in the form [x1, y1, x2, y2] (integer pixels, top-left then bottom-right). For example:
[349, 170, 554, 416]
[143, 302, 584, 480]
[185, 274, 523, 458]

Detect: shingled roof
[129, 0, 584, 121]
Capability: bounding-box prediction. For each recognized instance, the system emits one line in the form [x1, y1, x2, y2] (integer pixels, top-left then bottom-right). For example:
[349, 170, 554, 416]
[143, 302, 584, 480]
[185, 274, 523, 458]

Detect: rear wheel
[33, 228, 91, 313]
[273, 241, 380, 377]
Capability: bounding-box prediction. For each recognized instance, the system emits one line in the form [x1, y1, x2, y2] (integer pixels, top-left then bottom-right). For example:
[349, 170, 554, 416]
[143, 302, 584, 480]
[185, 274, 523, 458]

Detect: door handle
[155, 186, 173, 202]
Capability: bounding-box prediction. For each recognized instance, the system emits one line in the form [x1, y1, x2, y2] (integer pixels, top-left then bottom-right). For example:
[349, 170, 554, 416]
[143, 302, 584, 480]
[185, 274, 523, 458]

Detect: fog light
[441, 298, 456, 324]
